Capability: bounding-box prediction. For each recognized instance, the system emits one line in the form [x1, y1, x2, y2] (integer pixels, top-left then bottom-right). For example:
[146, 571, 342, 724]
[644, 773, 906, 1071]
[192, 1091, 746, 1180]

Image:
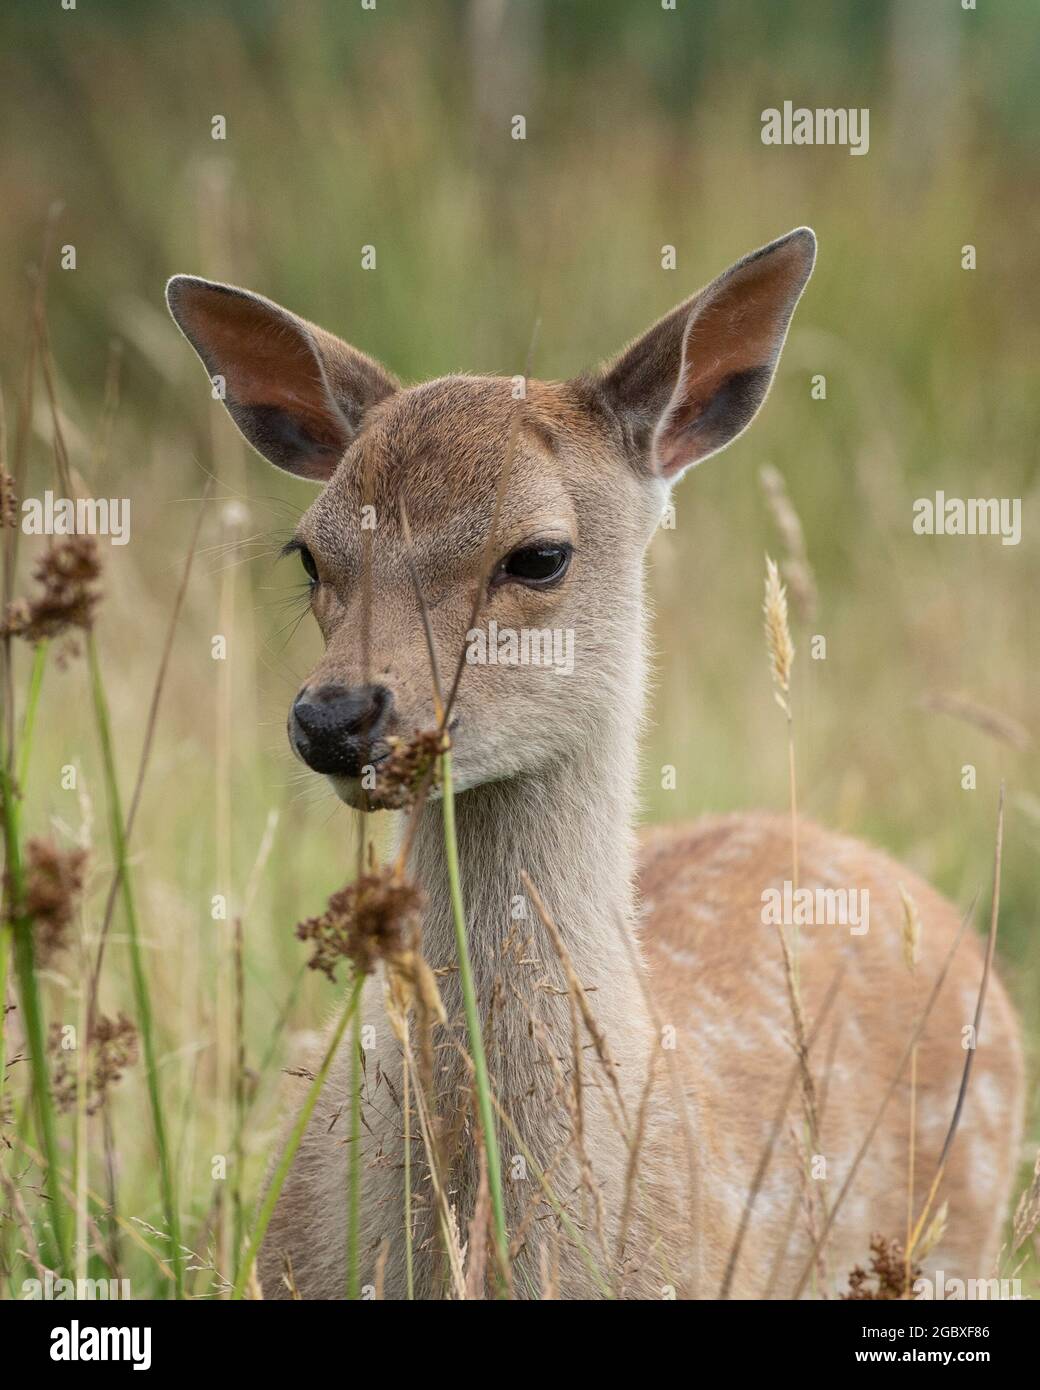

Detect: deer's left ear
[593, 227, 815, 481]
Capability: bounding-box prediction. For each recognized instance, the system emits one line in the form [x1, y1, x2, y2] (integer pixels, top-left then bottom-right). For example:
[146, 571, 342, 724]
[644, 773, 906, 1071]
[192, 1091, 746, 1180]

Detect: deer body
[167, 230, 1025, 1299]
[254, 785, 1024, 1301]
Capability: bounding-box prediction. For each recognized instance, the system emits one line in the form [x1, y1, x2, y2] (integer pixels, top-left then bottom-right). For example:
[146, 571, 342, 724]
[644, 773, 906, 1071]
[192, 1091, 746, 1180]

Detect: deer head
[167, 228, 815, 807]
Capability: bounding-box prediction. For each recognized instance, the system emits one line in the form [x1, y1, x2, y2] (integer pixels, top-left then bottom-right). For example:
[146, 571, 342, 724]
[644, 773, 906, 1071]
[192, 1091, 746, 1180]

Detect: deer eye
[285, 539, 317, 583]
[295, 543, 319, 584]
[500, 542, 571, 587]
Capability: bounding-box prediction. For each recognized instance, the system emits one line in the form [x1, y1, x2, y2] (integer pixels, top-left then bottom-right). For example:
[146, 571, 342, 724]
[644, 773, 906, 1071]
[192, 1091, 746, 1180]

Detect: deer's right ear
[165, 277, 398, 480]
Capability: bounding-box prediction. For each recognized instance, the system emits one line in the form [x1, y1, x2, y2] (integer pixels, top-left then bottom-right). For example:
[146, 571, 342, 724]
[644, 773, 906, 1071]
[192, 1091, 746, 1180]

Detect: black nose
[290, 683, 392, 776]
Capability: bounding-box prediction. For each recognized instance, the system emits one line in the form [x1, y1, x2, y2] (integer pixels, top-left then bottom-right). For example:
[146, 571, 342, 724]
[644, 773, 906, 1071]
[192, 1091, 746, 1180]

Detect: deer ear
[595, 228, 815, 481]
[165, 277, 398, 480]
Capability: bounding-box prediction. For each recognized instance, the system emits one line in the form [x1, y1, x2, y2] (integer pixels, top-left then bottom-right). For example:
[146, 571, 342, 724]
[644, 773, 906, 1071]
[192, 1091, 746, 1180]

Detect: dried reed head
[842, 1233, 921, 1300]
[49, 1012, 139, 1115]
[1011, 1149, 1040, 1255]
[763, 555, 794, 716]
[296, 851, 445, 1046]
[921, 692, 1030, 752]
[3, 535, 102, 643]
[18, 838, 88, 965]
[759, 464, 817, 622]
[0, 462, 16, 529]
[898, 883, 922, 975]
[915, 1201, 948, 1264]
[370, 728, 448, 810]
[296, 855, 425, 982]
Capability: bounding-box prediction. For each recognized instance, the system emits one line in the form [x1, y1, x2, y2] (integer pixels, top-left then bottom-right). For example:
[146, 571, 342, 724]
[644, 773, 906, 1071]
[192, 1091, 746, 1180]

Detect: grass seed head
[759, 464, 817, 622]
[842, 1233, 920, 1300]
[1011, 1148, 1040, 1254]
[296, 861, 425, 982]
[898, 882, 922, 974]
[3, 535, 103, 644]
[763, 555, 794, 715]
[17, 838, 88, 965]
[915, 1200, 948, 1263]
[49, 1011, 139, 1115]
[370, 728, 448, 809]
[0, 462, 16, 529]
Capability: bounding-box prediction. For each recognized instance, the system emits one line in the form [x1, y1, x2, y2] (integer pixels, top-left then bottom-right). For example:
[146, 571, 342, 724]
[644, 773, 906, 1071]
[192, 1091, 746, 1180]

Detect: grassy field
[0, 0, 1037, 1298]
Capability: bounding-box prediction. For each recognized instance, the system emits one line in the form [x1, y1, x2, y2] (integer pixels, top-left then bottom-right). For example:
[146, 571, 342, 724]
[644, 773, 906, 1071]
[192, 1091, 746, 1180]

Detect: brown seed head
[841, 1233, 921, 1300]
[296, 860, 425, 982]
[17, 838, 88, 965]
[0, 463, 16, 529]
[370, 728, 448, 810]
[3, 536, 102, 643]
[49, 1011, 139, 1115]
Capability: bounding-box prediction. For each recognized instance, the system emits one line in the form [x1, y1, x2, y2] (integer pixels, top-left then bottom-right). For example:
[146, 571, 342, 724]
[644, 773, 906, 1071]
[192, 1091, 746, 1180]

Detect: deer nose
[289, 683, 393, 776]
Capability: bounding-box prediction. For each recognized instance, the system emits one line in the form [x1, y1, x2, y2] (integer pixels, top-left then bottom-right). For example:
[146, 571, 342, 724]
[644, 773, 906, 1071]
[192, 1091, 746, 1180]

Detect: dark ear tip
[165, 275, 184, 311]
[165, 274, 242, 321]
[781, 226, 817, 274]
[728, 228, 817, 292]
[165, 274, 206, 320]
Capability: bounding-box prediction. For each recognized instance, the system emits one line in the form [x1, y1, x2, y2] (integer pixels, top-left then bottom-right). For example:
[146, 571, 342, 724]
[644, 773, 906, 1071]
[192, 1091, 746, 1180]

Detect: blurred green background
[1, 0, 1036, 1290]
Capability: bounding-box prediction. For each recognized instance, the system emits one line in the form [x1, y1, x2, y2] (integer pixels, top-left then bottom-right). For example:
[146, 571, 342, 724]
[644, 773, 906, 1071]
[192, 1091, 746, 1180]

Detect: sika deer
[167, 230, 1024, 1299]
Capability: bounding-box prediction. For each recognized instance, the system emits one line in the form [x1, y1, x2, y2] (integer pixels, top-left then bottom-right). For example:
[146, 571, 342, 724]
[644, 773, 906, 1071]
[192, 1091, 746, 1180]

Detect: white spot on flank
[658, 939, 698, 969]
[973, 1072, 1006, 1128]
[969, 1138, 998, 1198]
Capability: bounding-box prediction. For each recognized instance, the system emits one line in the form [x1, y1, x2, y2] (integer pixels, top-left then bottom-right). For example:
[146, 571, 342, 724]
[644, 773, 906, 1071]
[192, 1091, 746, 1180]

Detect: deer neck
[398, 708, 654, 1125]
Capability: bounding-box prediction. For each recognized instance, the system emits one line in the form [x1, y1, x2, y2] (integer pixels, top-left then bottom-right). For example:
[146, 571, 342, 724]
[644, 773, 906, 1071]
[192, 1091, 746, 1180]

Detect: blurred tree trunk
[466, 0, 546, 368]
[889, 0, 963, 180]
[467, 0, 544, 159]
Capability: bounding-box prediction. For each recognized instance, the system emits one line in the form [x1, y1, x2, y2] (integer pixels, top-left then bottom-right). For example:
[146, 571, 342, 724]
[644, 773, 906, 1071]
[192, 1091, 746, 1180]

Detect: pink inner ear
[652, 240, 814, 477]
[169, 275, 401, 478]
[177, 285, 353, 458]
[183, 293, 325, 408]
